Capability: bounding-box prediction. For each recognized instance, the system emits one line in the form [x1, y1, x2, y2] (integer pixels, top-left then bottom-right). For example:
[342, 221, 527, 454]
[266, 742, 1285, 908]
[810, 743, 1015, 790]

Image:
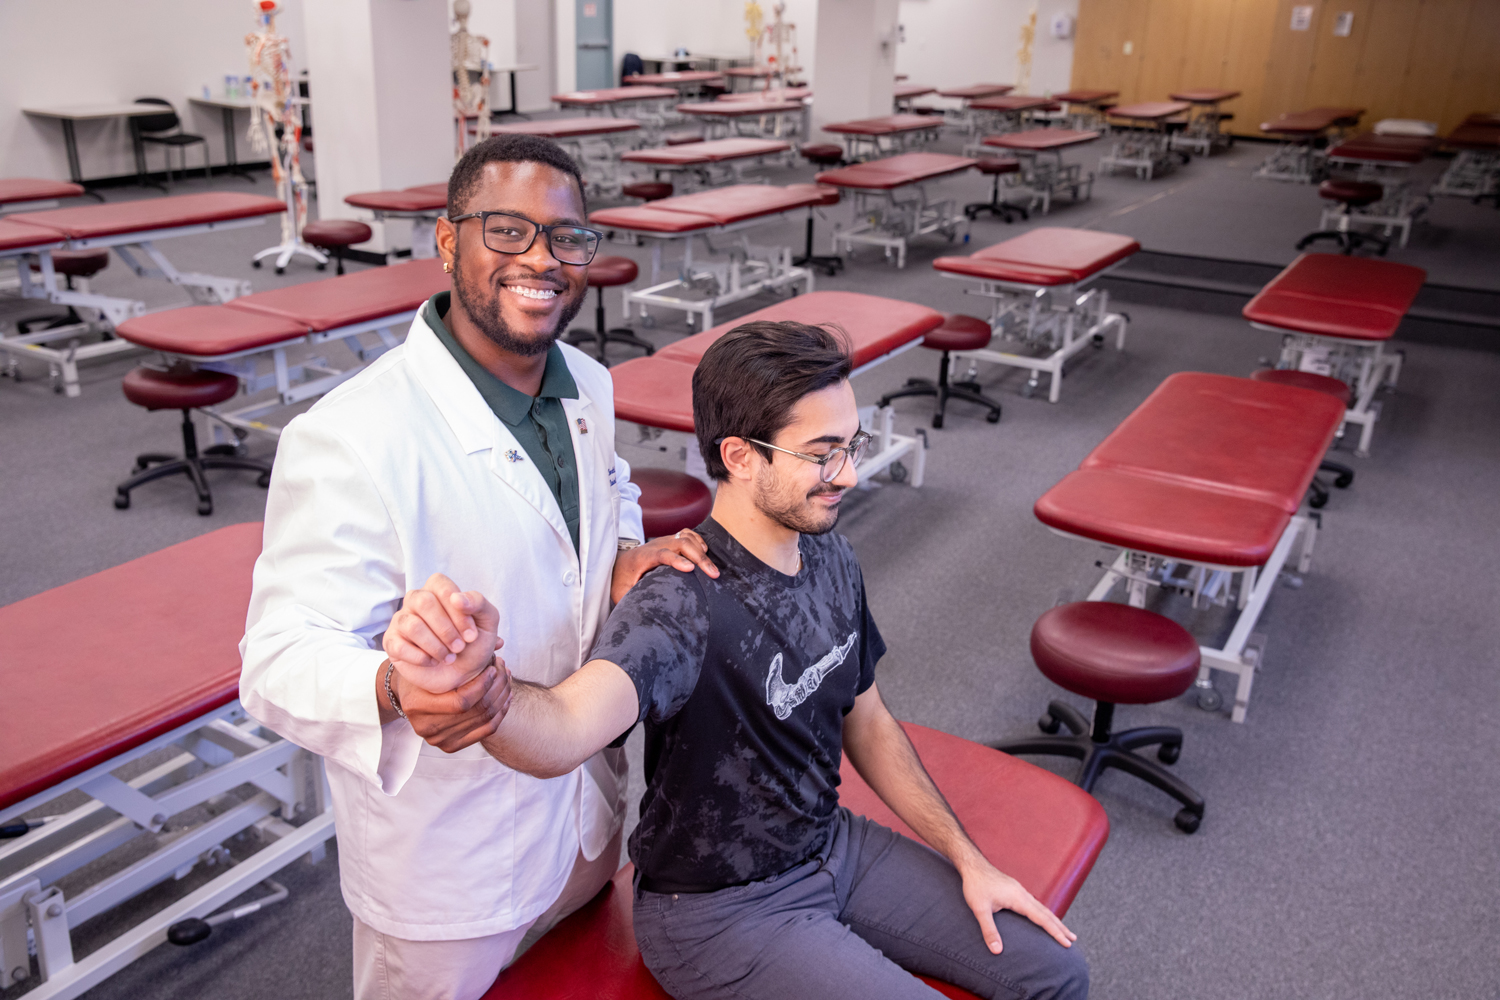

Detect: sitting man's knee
[1039, 938, 1089, 1000]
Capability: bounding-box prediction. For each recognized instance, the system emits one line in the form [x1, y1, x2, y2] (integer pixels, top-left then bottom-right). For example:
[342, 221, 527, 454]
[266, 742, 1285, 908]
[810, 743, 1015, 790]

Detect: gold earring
[442, 261, 453, 273]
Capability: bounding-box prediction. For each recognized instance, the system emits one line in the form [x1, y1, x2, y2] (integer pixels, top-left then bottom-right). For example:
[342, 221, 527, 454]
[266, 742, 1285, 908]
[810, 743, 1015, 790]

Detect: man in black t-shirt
[385, 322, 1088, 999]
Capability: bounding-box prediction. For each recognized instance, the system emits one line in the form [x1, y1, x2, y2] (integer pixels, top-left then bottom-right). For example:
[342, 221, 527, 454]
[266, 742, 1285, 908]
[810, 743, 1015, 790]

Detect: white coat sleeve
[614, 451, 645, 544]
[239, 416, 422, 795]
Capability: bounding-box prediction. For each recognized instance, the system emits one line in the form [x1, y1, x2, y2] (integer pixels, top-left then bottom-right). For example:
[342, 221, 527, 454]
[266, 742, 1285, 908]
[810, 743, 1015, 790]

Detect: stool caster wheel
[114, 492, 130, 510]
[1038, 712, 1061, 734]
[316, 262, 326, 271]
[888, 461, 908, 484]
[1196, 687, 1222, 711]
[252, 259, 262, 269]
[1309, 491, 1328, 509]
[1157, 741, 1181, 765]
[1334, 471, 1354, 489]
[197, 499, 213, 516]
[257, 471, 271, 488]
[931, 413, 944, 429]
[275, 266, 285, 275]
[985, 409, 1001, 424]
[1174, 808, 1201, 834]
[1092, 334, 1104, 348]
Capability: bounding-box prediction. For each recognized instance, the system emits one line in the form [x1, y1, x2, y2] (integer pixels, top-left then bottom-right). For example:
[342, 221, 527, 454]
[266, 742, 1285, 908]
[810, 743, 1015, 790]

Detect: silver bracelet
[383, 659, 408, 721]
[617, 537, 642, 551]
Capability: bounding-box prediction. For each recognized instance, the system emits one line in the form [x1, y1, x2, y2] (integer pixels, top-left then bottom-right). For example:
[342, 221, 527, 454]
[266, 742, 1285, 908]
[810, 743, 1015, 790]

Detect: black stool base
[1296, 228, 1389, 256]
[114, 411, 271, 516]
[1307, 459, 1355, 509]
[794, 215, 843, 276]
[565, 288, 655, 368]
[878, 352, 1001, 429]
[991, 699, 1206, 834]
[964, 200, 1029, 223]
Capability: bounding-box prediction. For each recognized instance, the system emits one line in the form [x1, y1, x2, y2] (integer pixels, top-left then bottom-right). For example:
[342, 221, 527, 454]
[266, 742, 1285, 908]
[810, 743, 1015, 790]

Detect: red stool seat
[784, 183, 841, 207]
[1031, 602, 1200, 705]
[301, 219, 373, 249]
[122, 366, 240, 411]
[587, 256, 639, 288]
[1319, 179, 1384, 207]
[621, 181, 674, 202]
[1251, 368, 1352, 406]
[664, 131, 703, 146]
[976, 158, 1021, 175]
[634, 468, 713, 538]
[31, 248, 110, 279]
[800, 143, 844, 165]
[921, 313, 991, 352]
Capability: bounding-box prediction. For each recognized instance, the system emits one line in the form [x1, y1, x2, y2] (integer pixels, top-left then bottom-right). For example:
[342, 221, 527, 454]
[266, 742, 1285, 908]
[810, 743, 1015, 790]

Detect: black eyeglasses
[449, 212, 604, 265]
[723, 430, 874, 483]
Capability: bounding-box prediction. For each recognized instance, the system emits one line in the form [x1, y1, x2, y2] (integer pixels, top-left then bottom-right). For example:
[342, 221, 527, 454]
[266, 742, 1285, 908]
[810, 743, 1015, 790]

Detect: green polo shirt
[423, 292, 582, 556]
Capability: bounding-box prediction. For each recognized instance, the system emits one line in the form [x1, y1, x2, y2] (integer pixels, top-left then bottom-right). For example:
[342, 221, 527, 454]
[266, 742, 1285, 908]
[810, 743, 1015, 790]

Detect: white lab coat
[240, 308, 642, 941]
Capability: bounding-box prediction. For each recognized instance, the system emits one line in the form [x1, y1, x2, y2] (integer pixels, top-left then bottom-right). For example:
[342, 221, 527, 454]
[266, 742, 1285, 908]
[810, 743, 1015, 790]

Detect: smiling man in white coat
[239, 135, 715, 1000]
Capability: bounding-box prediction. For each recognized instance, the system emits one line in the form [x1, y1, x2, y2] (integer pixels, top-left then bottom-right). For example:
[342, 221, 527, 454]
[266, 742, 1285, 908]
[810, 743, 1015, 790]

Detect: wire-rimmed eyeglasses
[449, 212, 603, 265]
[728, 430, 873, 483]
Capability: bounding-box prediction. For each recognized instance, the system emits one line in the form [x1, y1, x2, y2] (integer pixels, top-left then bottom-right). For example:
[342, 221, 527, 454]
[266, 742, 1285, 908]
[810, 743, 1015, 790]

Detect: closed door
[516, 0, 555, 113]
[576, 0, 612, 89]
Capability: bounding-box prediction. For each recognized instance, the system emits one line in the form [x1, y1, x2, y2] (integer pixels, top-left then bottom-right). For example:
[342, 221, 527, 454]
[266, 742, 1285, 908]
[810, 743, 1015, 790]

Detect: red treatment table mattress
[937, 83, 1014, 100]
[623, 71, 725, 89]
[115, 258, 448, 437]
[968, 94, 1058, 114]
[1242, 252, 1425, 456]
[823, 114, 945, 161]
[0, 177, 85, 210]
[344, 183, 448, 258]
[611, 291, 943, 485]
[621, 137, 789, 166]
[719, 86, 811, 103]
[483, 722, 1108, 1000]
[676, 98, 805, 139]
[982, 128, 1099, 153]
[932, 228, 1138, 402]
[980, 128, 1100, 214]
[552, 86, 678, 108]
[815, 152, 977, 268]
[8, 192, 284, 244]
[490, 117, 641, 139]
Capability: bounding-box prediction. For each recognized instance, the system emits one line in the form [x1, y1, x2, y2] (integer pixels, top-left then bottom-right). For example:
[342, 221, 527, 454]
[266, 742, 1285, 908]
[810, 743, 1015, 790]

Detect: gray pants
[633, 809, 1088, 1000]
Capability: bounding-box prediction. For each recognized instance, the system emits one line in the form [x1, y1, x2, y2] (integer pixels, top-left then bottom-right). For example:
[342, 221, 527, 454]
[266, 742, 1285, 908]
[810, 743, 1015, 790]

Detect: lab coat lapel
[561, 383, 605, 571]
[404, 313, 572, 546]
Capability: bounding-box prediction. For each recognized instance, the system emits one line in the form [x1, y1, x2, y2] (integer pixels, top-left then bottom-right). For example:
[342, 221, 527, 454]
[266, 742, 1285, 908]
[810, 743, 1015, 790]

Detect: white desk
[22, 104, 173, 185]
[490, 63, 538, 116]
[187, 96, 259, 182]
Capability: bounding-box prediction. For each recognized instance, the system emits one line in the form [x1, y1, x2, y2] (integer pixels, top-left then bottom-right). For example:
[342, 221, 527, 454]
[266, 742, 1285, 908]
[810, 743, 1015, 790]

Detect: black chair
[131, 98, 211, 185]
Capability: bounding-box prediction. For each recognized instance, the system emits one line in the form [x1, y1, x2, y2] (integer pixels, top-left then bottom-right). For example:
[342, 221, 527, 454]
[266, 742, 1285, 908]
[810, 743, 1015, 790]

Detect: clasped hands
[383, 531, 716, 753]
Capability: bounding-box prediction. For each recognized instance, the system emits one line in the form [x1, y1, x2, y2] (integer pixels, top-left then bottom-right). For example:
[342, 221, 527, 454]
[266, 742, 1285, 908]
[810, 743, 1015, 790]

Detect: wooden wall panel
[1069, 0, 1499, 135]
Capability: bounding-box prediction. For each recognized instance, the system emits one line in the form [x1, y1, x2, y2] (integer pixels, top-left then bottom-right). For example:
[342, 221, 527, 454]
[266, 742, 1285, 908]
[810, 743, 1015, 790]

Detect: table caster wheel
[985, 409, 1001, 424]
[888, 461, 908, 483]
[1092, 333, 1104, 348]
[1157, 741, 1181, 765]
[275, 266, 285, 275]
[1196, 687, 1222, 711]
[1038, 711, 1061, 734]
[1309, 491, 1328, 509]
[197, 499, 213, 516]
[316, 262, 326, 271]
[252, 259, 262, 269]
[114, 492, 130, 510]
[1174, 808, 1201, 834]
[1334, 471, 1354, 489]
[931, 413, 944, 429]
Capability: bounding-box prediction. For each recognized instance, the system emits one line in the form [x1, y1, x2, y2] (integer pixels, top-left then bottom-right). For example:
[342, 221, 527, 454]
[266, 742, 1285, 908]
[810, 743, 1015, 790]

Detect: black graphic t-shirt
[591, 517, 885, 891]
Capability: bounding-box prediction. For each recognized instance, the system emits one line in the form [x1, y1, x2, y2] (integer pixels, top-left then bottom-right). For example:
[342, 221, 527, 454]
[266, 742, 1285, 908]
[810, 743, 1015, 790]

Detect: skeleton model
[246, 0, 325, 273]
[1014, 5, 1037, 96]
[452, 0, 492, 156]
[745, 1, 800, 89]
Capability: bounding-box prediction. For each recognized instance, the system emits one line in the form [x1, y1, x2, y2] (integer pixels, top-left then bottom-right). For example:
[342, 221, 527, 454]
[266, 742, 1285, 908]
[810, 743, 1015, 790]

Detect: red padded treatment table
[677, 100, 804, 118]
[934, 227, 1138, 286]
[823, 114, 945, 161]
[815, 152, 976, 191]
[593, 183, 827, 230]
[1108, 101, 1190, 123]
[719, 86, 811, 102]
[823, 114, 940, 137]
[344, 186, 447, 214]
[1327, 132, 1436, 165]
[624, 71, 725, 87]
[979, 129, 1100, 215]
[621, 137, 790, 168]
[815, 153, 977, 269]
[937, 83, 1014, 100]
[0, 177, 85, 209]
[968, 94, 1056, 114]
[1260, 107, 1364, 136]
[483, 722, 1108, 1000]
[7, 192, 284, 244]
[490, 117, 640, 139]
[0, 523, 261, 812]
[894, 83, 936, 101]
[553, 86, 678, 107]
[1242, 253, 1425, 456]
[1170, 89, 1241, 104]
[983, 128, 1099, 154]
[0, 217, 65, 253]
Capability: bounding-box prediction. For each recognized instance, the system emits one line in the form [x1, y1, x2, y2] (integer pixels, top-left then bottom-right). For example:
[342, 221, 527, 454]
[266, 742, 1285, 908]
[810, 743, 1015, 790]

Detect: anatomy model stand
[452, 0, 492, 157]
[247, 0, 325, 274]
[744, 1, 801, 91]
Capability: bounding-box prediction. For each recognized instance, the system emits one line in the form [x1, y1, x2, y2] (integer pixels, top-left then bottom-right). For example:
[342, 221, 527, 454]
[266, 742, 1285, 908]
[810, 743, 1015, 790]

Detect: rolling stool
[799, 143, 845, 169]
[564, 256, 654, 367]
[877, 314, 1001, 428]
[301, 219, 372, 275]
[1251, 368, 1354, 508]
[634, 468, 713, 538]
[786, 183, 844, 276]
[964, 158, 1027, 222]
[1296, 180, 1389, 256]
[992, 601, 1206, 833]
[621, 181, 674, 202]
[20, 249, 111, 333]
[115, 366, 272, 516]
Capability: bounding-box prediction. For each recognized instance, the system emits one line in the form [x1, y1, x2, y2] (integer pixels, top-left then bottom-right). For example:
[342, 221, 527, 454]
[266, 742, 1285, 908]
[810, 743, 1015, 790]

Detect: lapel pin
[576, 417, 589, 435]
[505, 449, 524, 463]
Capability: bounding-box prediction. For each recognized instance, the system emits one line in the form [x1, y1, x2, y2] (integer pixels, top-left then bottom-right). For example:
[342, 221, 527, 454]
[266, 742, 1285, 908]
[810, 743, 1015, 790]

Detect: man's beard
[451, 247, 586, 358]
[753, 464, 843, 536]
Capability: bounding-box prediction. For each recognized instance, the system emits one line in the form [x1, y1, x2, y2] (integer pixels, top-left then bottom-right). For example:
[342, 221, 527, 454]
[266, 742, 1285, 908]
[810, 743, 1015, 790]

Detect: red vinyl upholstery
[893, 84, 936, 100]
[302, 219, 373, 248]
[1031, 603, 1201, 706]
[1442, 124, 1500, 150]
[1053, 90, 1118, 104]
[8, 192, 285, 240]
[623, 71, 724, 86]
[0, 218, 63, 252]
[591, 185, 825, 231]
[937, 84, 1014, 99]
[116, 305, 306, 357]
[482, 722, 1108, 1000]
[1169, 89, 1241, 104]
[815, 152, 976, 190]
[1327, 133, 1435, 163]
[588, 204, 720, 233]
[1242, 253, 1426, 342]
[1034, 373, 1345, 566]
[677, 100, 805, 117]
[983, 128, 1100, 151]
[934, 228, 1139, 286]
[823, 114, 939, 135]
[553, 86, 679, 105]
[0, 523, 263, 812]
[634, 468, 713, 538]
[227, 258, 447, 330]
[1260, 107, 1364, 135]
[32, 248, 110, 278]
[922, 314, 992, 352]
[345, 188, 448, 212]
[718, 86, 811, 102]
[587, 256, 638, 287]
[490, 118, 640, 138]
[1108, 101, 1191, 120]
[0, 178, 85, 205]
[968, 94, 1054, 113]
[621, 137, 790, 165]
[1250, 368, 1352, 405]
[609, 357, 698, 432]
[121, 365, 240, 411]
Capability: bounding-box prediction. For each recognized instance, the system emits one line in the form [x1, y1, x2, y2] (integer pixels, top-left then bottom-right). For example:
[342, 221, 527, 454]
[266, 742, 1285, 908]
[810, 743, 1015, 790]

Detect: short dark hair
[446, 134, 588, 218]
[693, 321, 853, 481]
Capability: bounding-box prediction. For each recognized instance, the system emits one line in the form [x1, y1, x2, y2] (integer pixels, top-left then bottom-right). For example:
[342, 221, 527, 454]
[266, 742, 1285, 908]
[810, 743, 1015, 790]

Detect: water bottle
[225, 75, 238, 99]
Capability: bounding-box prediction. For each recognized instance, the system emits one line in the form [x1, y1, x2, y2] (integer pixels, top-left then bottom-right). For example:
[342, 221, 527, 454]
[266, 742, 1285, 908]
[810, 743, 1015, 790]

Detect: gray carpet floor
[2, 129, 1498, 1000]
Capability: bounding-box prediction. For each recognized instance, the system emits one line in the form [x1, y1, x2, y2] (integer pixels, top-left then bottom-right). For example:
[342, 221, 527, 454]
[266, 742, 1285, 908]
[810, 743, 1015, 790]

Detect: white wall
[811, 0, 900, 139]
[896, 0, 1078, 100]
[0, 0, 307, 181]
